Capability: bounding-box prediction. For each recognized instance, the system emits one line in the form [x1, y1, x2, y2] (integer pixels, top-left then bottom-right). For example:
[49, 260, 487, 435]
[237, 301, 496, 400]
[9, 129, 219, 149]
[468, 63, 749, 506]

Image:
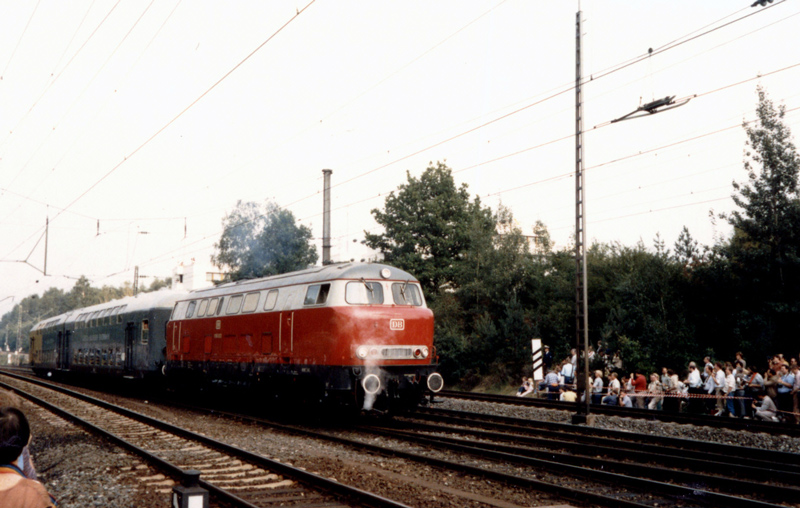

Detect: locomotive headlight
[421, 346, 429, 358]
[356, 346, 368, 359]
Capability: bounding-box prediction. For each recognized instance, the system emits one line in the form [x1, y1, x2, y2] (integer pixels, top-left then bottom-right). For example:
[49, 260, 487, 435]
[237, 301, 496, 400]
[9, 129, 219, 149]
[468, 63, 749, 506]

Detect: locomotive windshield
[346, 281, 384, 304]
[392, 283, 423, 306]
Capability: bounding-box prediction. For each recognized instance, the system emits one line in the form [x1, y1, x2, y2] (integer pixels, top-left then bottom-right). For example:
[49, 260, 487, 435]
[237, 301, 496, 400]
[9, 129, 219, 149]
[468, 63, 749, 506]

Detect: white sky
[1, 0, 799, 316]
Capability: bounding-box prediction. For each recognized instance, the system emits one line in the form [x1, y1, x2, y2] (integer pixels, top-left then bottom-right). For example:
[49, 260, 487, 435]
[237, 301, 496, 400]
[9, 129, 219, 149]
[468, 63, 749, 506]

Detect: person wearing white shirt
[560, 360, 574, 385]
[724, 365, 737, 416]
[714, 363, 726, 416]
[591, 370, 604, 404]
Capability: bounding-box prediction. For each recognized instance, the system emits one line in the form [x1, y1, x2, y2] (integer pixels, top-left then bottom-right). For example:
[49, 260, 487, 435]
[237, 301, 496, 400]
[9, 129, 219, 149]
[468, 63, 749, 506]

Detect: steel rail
[420, 406, 800, 467]
[0, 371, 408, 508]
[438, 390, 800, 436]
[368, 422, 800, 503]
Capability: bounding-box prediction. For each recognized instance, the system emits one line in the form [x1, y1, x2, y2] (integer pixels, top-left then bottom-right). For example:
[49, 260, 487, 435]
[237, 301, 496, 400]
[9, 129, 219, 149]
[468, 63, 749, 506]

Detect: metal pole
[322, 169, 333, 265]
[574, 10, 591, 421]
[44, 216, 48, 276]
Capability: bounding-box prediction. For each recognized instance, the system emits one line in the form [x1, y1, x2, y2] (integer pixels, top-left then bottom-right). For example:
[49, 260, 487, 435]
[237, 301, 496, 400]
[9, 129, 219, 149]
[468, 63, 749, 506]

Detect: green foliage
[212, 200, 318, 281]
[718, 87, 800, 356]
[364, 162, 494, 298]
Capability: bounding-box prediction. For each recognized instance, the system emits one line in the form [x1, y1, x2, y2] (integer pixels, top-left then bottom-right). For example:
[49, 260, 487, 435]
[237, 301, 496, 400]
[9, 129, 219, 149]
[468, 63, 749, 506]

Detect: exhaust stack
[322, 169, 332, 265]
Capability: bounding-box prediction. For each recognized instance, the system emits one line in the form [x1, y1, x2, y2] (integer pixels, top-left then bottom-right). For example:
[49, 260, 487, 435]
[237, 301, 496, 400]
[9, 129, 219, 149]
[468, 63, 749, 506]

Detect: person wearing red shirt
[631, 371, 648, 408]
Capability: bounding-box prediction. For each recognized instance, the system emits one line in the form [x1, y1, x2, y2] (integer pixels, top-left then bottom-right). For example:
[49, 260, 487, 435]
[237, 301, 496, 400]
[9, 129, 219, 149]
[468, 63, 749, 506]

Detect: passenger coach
[166, 262, 443, 410]
[30, 290, 186, 378]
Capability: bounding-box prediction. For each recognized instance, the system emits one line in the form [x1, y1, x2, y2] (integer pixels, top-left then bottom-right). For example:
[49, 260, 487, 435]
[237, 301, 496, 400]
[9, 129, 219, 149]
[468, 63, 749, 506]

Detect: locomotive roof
[188, 262, 419, 298]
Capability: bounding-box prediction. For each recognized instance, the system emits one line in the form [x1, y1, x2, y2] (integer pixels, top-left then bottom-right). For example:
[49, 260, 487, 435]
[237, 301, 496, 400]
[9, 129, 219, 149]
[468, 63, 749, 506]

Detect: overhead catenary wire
[3, 2, 795, 288]
[0, 1, 317, 262]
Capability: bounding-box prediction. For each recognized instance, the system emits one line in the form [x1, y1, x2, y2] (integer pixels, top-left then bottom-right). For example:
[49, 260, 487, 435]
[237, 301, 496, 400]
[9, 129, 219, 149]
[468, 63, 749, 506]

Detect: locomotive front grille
[381, 347, 413, 358]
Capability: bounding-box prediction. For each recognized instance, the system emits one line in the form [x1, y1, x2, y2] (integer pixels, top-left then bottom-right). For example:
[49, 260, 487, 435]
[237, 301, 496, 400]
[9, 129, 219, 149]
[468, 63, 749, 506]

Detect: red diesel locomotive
[165, 262, 443, 411]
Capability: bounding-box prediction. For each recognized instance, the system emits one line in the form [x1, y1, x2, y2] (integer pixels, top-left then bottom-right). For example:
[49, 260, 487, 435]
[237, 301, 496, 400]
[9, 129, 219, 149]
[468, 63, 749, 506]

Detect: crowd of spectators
[535, 344, 800, 424]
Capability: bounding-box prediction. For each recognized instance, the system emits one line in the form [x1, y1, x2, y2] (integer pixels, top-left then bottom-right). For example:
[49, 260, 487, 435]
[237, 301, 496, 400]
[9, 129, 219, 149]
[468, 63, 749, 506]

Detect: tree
[721, 87, 800, 354]
[364, 162, 494, 298]
[212, 200, 318, 281]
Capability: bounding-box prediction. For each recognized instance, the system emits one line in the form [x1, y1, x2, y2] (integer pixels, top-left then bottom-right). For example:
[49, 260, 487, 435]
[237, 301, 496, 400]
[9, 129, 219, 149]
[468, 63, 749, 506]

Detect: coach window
[242, 293, 259, 313]
[197, 299, 208, 317]
[207, 298, 219, 316]
[186, 301, 197, 319]
[141, 320, 149, 345]
[226, 295, 243, 315]
[263, 290, 278, 311]
[346, 281, 384, 305]
[304, 284, 330, 306]
[391, 283, 423, 306]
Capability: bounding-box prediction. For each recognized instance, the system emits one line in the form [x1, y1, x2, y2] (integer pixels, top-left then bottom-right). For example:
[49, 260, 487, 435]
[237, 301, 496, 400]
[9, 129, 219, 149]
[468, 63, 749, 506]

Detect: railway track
[0, 370, 407, 508]
[438, 389, 800, 437]
[45, 382, 792, 508]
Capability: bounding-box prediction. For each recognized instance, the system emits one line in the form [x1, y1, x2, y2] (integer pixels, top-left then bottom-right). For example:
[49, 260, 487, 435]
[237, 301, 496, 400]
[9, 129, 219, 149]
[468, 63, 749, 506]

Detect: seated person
[516, 377, 534, 397]
[559, 387, 577, 402]
[0, 407, 56, 507]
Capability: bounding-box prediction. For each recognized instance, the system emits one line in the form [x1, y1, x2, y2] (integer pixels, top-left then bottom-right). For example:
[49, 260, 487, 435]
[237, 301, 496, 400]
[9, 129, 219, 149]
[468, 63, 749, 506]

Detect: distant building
[172, 259, 226, 291]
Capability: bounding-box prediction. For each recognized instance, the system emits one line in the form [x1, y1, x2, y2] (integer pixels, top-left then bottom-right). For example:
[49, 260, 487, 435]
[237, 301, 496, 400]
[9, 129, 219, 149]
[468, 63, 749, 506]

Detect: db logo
[389, 319, 405, 330]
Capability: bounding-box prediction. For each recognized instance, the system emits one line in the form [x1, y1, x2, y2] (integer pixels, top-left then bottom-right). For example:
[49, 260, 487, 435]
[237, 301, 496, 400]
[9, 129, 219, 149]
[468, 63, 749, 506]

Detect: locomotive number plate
[389, 319, 405, 330]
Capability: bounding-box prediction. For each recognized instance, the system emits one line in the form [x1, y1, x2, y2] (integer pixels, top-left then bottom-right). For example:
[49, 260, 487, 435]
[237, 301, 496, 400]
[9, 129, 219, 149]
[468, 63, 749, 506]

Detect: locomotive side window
[117, 305, 127, 323]
[263, 290, 278, 311]
[197, 299, 208, 317]
[304, 284, 330, 306]
[141, 320, 149, 345]
[186, 301, 197, 318]
[345, 281, 384, 304]
[207, 298, 219, 315]
[172, 301, 188, 320]
[226, 295, 243, 315]
[242, 292, 259, 313]
[391, 283, 423, 306]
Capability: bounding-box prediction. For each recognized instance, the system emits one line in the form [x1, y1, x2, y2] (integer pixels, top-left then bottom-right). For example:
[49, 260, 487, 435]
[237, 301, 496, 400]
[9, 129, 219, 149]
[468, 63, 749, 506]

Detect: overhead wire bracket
[610, 94, 695, 123]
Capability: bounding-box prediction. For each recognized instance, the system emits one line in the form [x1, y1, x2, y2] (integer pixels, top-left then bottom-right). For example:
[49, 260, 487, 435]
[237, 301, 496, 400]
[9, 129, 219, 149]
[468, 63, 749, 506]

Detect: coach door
[279, 312, 293, 357]
[124, 322, 135, 372]
[56, 330, 71, 369]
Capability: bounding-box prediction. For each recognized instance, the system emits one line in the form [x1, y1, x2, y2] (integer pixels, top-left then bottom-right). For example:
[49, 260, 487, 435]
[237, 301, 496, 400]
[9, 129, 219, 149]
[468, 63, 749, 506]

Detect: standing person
[560, 359, 575, 387]
[745, 366, 765, 418]
[0, 407, 56, 508]
[724, 365, 737, 417]
[591, 370, 604, 404]
[776, 364, 795, 417]
[703, 364, 716, 414]
[612, 351, 623, 375]
[701, 357, 713, 382]
[735, 352, 747, 370]
[631, 371, 647, 409]
[542, 346, 553, 373]
[713, 363, 726, 416]
[647, 373, 663, 410]
[685, 362, 703, 414]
